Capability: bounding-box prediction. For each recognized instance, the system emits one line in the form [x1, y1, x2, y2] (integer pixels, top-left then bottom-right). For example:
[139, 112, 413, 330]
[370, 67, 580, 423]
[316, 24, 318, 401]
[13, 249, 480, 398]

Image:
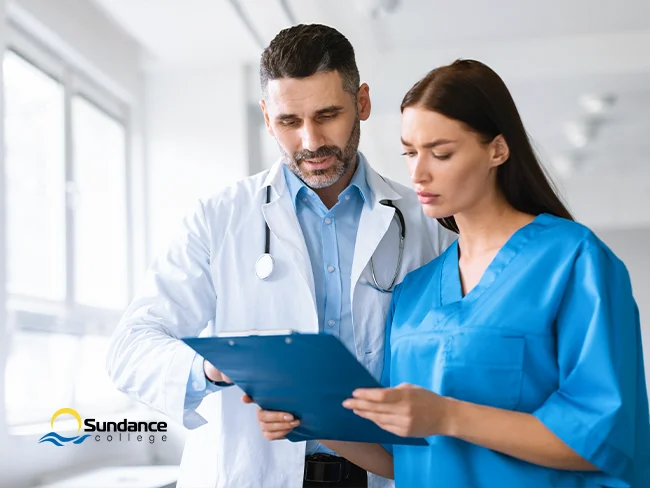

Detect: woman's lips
[416, 191, 440, 205]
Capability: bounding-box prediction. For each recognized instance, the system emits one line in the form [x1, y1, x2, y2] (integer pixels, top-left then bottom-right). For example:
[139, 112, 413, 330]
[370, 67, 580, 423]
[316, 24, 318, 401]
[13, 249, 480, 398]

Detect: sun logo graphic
[38, 408, 91, 447]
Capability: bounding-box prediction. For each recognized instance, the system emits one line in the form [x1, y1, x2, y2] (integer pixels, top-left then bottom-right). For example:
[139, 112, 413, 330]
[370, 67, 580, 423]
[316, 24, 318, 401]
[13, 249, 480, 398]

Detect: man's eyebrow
[276, 112, 298, 121]
[314, 105, 345, 116]
[275, 106, 345, 121]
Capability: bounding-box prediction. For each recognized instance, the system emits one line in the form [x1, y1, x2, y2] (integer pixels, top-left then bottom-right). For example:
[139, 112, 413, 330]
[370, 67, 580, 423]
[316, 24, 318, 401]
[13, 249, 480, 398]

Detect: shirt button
[327, 265, 335, 273]
[345, 195, 350, 201]
[328, 320, 335, 327]
[192, 381, 201, 390]
[324, 217, 332, 225]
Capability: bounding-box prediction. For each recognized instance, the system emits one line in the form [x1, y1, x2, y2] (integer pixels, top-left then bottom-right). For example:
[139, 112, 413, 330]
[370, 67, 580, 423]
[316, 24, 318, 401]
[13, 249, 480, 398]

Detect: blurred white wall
[145, 65, 248, 257]
[0, 0, 8, 469]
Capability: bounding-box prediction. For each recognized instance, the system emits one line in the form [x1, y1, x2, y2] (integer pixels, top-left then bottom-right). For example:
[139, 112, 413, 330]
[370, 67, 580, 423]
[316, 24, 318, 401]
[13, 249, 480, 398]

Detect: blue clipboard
[183, 332, 426, 446]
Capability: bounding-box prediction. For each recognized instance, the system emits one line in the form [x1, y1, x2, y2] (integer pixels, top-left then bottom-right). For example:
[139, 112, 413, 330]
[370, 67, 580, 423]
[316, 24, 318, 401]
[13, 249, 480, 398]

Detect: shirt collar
[282, 153, 371, 209]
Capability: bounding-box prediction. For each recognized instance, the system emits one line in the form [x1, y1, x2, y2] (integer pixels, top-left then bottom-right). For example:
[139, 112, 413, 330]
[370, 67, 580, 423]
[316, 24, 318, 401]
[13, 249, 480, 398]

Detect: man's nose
[300, 121, 325, 153]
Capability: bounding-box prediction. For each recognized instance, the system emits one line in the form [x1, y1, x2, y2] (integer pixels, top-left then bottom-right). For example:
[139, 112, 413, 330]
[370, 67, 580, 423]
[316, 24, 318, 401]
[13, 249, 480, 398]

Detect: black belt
[304, 454, 367, 486]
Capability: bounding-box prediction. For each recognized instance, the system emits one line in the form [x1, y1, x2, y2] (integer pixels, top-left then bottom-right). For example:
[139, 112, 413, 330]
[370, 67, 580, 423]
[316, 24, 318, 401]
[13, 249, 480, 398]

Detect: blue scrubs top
[383, 214, 650, 487]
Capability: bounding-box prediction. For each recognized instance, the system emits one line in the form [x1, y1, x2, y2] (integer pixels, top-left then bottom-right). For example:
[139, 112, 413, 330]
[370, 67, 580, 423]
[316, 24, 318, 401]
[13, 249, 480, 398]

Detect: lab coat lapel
[350, 163, 403, 292]
[261, 162, 316, 306]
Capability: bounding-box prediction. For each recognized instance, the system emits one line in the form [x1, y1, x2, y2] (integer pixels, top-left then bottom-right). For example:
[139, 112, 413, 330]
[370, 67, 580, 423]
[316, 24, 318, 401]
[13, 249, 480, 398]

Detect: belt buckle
[304, 455, 349, 483]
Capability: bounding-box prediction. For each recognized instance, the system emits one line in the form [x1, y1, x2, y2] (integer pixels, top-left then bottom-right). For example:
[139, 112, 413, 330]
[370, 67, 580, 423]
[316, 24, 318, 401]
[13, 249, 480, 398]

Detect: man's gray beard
[280, 117, 361, 189]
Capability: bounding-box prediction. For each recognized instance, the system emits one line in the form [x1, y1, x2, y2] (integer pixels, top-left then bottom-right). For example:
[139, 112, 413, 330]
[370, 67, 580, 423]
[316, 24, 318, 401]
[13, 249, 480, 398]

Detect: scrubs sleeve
[532, 238, 641, 486]
[380, 282, 403, 456]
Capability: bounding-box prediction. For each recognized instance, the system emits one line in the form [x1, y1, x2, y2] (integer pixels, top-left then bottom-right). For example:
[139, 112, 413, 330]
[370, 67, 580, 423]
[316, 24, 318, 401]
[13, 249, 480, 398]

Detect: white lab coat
[107, 157, 454, 488]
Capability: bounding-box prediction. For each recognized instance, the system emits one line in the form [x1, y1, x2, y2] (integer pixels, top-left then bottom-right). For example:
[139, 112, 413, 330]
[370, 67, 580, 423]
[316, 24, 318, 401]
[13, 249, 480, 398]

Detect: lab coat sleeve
[185, 352, 221, 400]
[107, 199, 219, 429]
[532, 237, 642, 486]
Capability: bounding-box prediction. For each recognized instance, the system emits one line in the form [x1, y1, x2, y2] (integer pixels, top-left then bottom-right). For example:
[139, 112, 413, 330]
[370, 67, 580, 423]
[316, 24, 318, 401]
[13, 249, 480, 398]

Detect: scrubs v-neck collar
[440, 213, 551, 307]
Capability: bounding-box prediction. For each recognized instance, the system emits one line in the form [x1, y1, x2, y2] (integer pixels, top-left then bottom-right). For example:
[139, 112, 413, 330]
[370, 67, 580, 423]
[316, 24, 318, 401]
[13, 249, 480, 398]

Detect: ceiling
[91, 0, 650, 187]
[90, 0, 650, 63]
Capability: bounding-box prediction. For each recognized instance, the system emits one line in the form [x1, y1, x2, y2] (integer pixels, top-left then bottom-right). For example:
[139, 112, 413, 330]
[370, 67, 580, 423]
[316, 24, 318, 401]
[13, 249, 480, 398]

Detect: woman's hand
[343, 383, 453, 438]
[242, 394, 300, 440]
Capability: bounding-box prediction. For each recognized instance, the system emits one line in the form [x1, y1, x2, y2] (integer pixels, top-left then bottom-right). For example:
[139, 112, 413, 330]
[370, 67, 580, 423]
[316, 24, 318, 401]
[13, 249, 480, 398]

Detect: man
[107, 24, 453, 488]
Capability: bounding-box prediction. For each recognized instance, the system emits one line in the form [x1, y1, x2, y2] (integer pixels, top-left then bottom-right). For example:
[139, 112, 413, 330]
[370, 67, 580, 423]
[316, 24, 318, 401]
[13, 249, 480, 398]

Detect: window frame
[4, 22, 135, 337]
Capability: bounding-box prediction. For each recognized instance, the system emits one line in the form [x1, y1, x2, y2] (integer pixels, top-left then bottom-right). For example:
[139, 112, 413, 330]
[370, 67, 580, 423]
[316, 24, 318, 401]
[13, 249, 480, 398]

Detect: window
[4, 51, 66, 302]
[5, 332, 132, 425]
[3, 27, 134, 425]
[72, 96, 129, 310]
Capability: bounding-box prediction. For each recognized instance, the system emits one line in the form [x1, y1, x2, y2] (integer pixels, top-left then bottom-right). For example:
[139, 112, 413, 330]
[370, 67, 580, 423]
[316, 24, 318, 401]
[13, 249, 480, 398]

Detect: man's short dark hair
[260, 24, 360, 98]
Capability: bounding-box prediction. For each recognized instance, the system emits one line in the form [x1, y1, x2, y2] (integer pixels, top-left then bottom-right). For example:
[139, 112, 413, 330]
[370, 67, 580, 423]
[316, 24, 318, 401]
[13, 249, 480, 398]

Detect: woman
[252, 60, 650, 487]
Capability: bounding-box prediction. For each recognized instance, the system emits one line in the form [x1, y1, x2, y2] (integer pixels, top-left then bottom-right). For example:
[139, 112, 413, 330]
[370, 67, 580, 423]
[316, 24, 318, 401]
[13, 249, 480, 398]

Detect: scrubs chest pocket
[439, 331, 525, 411]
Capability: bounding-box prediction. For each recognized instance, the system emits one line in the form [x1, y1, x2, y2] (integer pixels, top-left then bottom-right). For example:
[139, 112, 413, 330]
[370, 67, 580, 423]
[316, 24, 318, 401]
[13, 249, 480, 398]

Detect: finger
[260, 420, 300, 433]
[342, 398, 400, 414]
[395, 383, 417, 389]
[222, 373, 233, 384]
[352, 409, 405, 430]
[258, 410, 296, 422]
[241, 394, 254, 404]
[262, 429, 294, 441]
[352, 388, 396, 403]
[352, 411, 407, 438]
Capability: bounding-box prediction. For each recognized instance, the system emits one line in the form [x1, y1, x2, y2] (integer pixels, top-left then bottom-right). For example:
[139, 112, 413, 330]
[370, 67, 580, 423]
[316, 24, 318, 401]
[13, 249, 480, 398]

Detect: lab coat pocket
[439, 331, 525, 411]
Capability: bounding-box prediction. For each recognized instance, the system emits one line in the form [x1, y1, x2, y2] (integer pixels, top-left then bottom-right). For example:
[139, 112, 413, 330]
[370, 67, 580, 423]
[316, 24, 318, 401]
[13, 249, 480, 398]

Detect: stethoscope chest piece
[255, 253, 275, 280]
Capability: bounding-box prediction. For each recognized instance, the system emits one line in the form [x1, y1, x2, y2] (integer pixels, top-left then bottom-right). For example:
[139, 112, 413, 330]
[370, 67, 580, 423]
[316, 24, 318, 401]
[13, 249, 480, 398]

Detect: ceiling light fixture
[552, 151, 585, 179]
[578, 93, 617, 115]
[356, 0, 402, 18]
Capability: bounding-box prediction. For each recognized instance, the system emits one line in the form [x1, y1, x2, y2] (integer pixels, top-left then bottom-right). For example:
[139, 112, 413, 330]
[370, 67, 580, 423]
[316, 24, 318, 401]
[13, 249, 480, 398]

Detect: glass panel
[72, 96, 128, 310]
[3, 51, 66, 301]
[5, 332, 134, 425]
[73, 335, 133, 412]
[5, 331, 78, 425]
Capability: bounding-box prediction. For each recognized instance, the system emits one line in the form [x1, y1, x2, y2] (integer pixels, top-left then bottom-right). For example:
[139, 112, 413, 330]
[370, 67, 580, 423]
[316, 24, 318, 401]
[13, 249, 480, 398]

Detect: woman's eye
[434, 153, 452, 161]
[400, 151, 417, 158]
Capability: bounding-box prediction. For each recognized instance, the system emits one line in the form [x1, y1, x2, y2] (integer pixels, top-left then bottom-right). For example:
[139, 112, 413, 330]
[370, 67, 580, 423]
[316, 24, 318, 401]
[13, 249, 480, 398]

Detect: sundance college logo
[39, 408, 168, 446]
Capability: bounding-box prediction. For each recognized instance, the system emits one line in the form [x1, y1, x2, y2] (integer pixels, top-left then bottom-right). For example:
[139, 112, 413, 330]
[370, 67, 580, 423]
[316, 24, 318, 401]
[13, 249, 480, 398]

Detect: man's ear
[357, 83, 371, 121]
[260, 99, 274, 137]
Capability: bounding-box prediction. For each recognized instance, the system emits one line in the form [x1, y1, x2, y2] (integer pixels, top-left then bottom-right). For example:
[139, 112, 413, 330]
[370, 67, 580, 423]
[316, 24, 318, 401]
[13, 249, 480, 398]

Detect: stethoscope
[255, 185, 406, 293]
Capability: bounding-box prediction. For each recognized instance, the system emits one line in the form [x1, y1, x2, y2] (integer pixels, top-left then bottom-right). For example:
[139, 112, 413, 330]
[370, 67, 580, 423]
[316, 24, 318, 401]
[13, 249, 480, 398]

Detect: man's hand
[203, 360, 233, 384]
[242, 394, 300, 440]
